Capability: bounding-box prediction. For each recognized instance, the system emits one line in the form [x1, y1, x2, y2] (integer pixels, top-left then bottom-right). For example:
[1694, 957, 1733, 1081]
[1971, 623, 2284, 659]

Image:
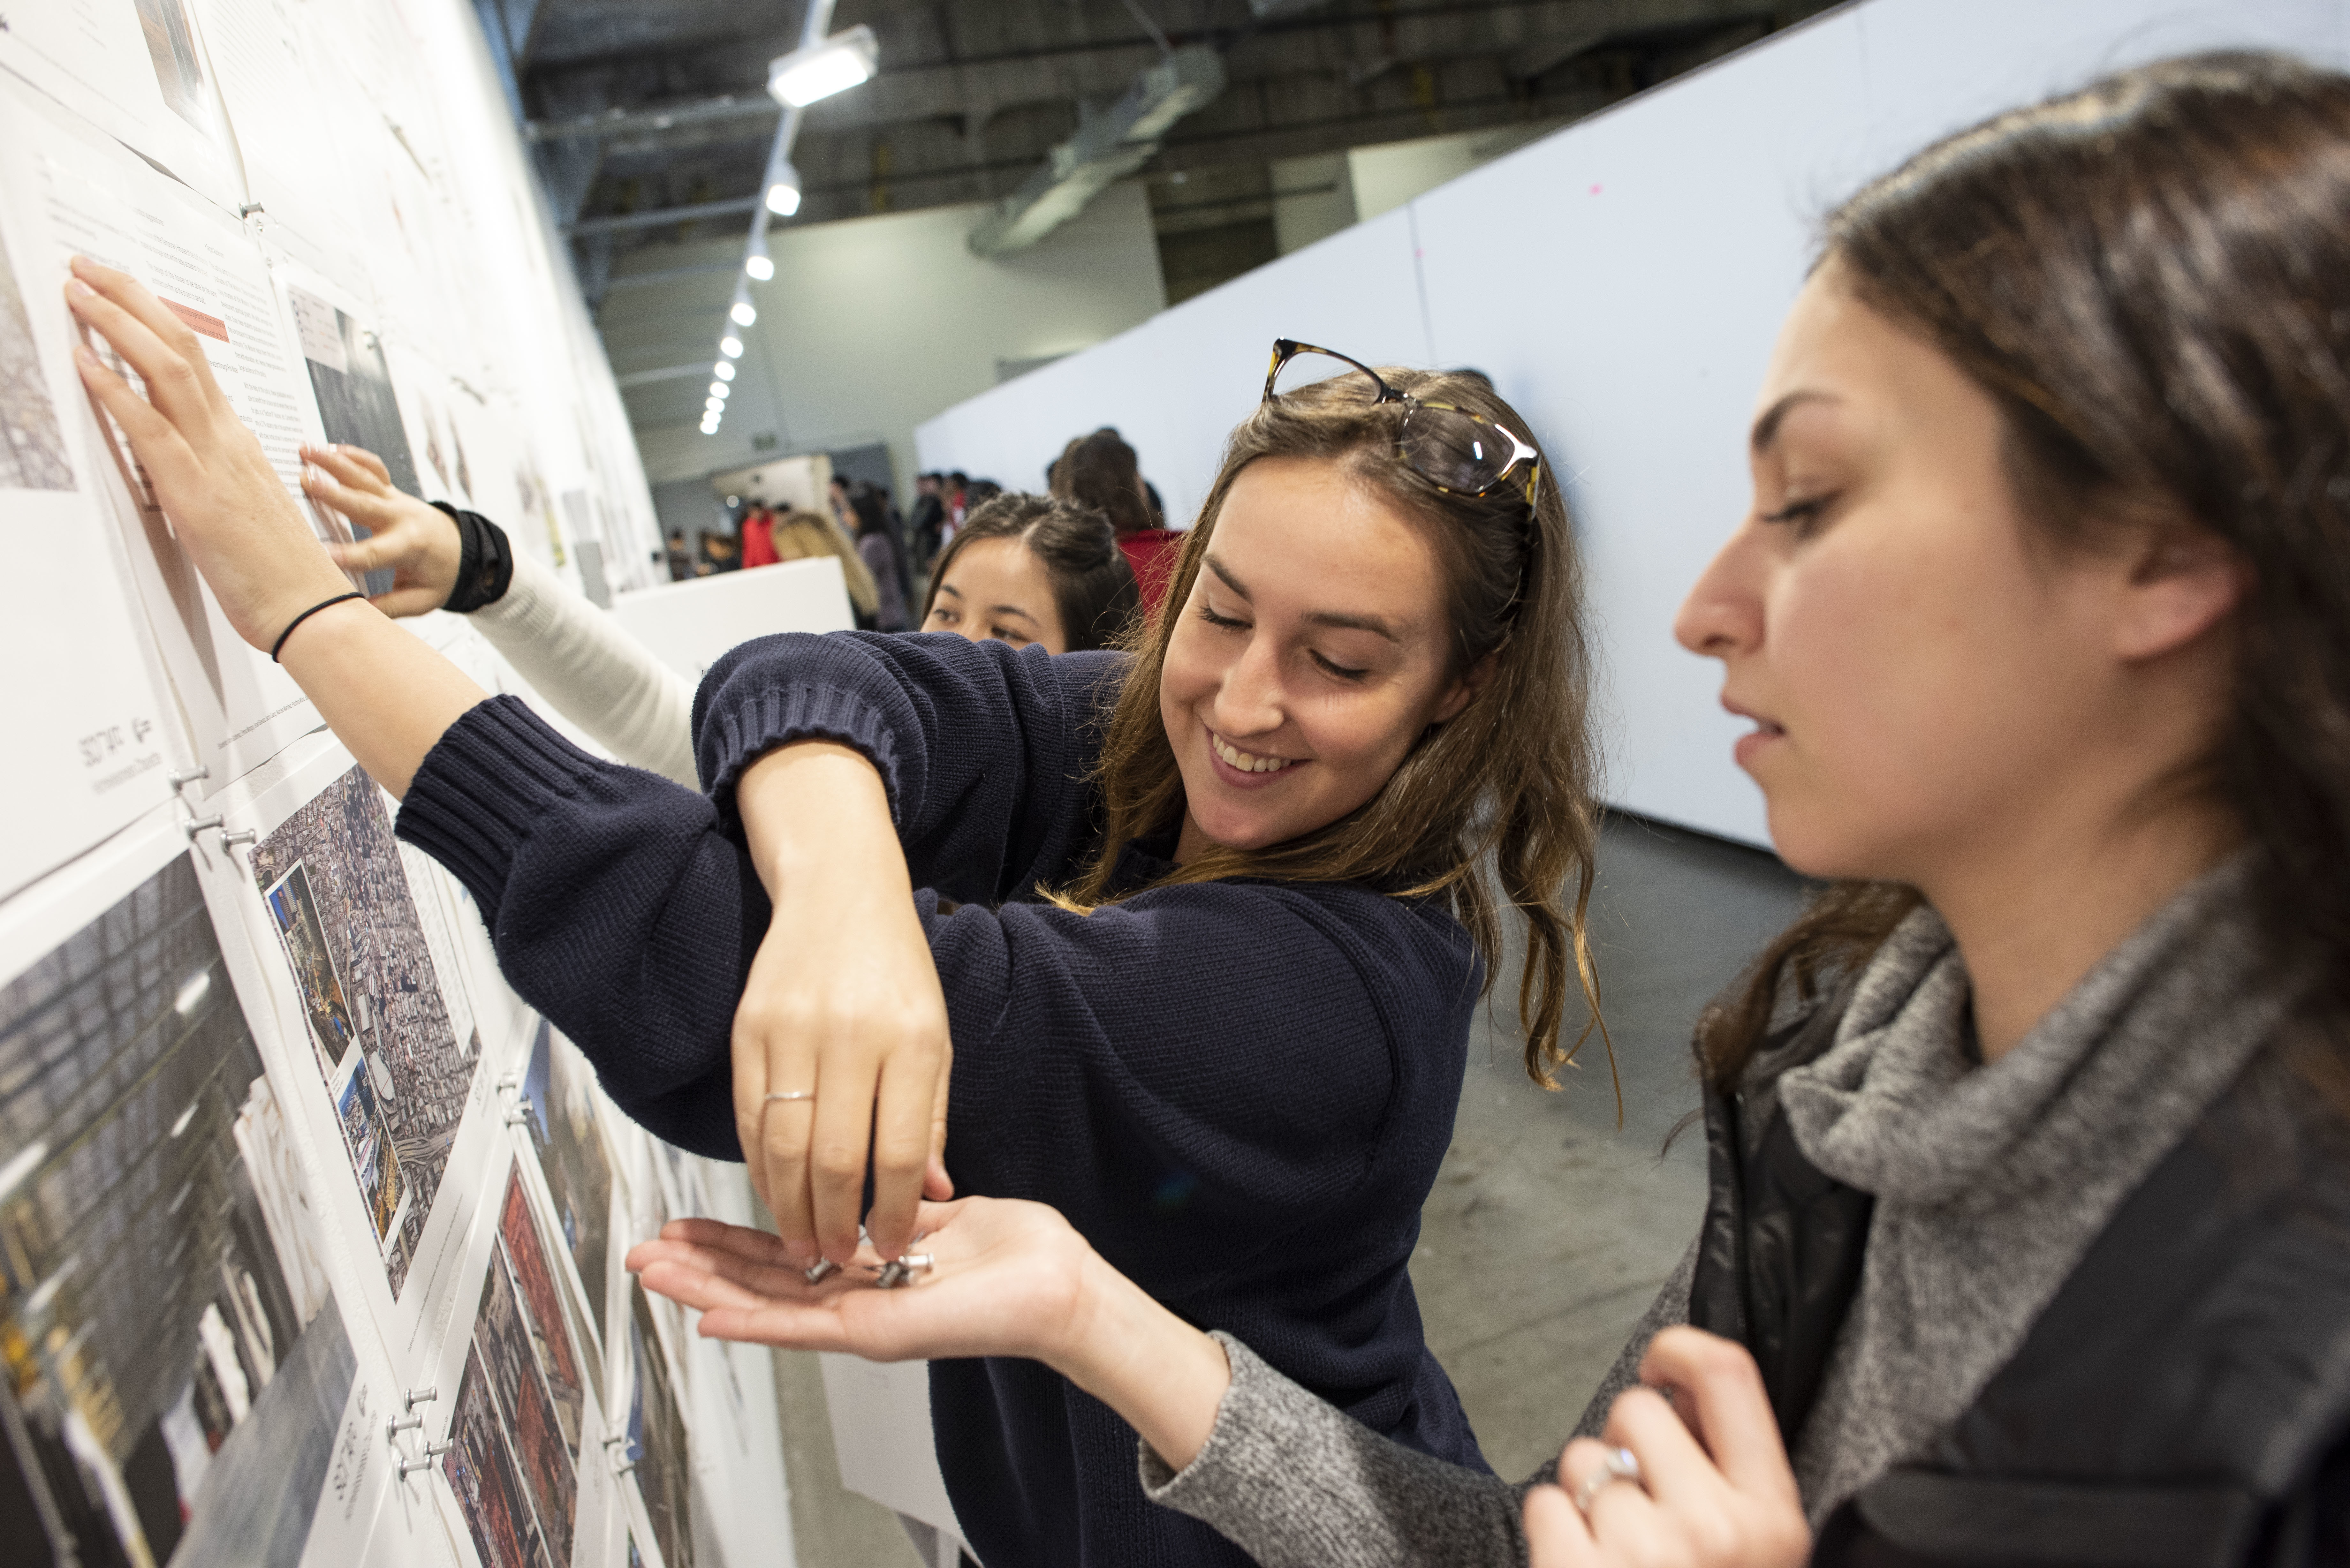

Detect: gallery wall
[914, 0, 2350, 847]
[0, 4, 792, 1567]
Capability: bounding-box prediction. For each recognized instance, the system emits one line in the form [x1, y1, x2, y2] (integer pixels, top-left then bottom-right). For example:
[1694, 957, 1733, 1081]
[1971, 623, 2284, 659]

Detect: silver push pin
[398, 1441, 453, 1478]
[803, 1257, 840, 1285]
[873, 1253, 934, 1290]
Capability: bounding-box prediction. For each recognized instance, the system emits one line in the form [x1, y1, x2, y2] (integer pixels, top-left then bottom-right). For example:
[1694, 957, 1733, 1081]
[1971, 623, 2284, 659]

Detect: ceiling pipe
[967, 44, 1225, 256]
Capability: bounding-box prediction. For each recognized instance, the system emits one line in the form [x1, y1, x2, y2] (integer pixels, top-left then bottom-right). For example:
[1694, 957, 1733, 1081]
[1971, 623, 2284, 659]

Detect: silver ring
[764, 1090, 814, 1103]
[1572, 1447, 1643, 1517]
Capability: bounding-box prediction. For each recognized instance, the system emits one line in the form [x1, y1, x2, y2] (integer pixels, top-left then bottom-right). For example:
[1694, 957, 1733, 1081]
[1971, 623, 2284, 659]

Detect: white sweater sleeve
[466, 552, 701, 789]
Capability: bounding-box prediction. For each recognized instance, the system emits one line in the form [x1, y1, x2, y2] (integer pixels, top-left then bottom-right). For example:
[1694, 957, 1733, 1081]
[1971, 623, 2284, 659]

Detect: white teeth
[1212, 733, 1294, 775]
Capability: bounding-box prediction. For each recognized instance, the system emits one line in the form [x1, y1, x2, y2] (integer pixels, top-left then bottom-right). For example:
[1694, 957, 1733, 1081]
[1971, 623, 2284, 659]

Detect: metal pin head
[803, 1257, 840, 1285]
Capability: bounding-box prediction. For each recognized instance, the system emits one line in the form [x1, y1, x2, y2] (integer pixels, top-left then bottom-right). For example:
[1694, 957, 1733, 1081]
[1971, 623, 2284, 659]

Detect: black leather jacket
[1688, 1009, 2350, 1567]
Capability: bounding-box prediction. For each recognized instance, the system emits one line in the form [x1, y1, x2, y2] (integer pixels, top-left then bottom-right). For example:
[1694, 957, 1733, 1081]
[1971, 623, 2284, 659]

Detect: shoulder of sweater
[1104, 877, 1479, 999]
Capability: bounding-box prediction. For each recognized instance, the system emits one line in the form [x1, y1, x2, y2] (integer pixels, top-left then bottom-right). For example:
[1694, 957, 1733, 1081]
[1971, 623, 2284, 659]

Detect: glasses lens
[1270, 349, 1382, 404]
[1400, 406, 1518, 495]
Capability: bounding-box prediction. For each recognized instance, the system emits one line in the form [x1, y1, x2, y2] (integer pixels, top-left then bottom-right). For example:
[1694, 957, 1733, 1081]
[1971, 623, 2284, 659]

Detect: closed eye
[1198, 605, 1248, 630]
[1311, 651, 1368, 681]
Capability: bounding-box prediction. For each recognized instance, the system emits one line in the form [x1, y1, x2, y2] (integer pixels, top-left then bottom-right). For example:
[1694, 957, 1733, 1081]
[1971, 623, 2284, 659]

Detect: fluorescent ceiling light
[720, 335, 744, 358]
[730, 300, 757, 327]
[765, 166, 802, 218]
[714, 361, 736, 381]
[768, 26, 879, 108]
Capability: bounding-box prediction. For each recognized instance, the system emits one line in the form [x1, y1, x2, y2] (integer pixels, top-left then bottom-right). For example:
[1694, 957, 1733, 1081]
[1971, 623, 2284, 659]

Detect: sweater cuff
[393, 694, 608, 909]
[695, 679, 904, 826]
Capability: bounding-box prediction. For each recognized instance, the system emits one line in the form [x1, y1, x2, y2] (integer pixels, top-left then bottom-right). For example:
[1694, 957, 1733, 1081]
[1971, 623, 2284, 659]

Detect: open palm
[627, 1197, 1095, 1365]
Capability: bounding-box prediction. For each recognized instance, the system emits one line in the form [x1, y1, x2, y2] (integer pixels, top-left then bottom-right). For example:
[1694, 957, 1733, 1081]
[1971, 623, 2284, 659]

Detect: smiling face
[1159, 456, 1476, 858]
[1673, 261, 2238, 888]
[923, 536, 1068, 653]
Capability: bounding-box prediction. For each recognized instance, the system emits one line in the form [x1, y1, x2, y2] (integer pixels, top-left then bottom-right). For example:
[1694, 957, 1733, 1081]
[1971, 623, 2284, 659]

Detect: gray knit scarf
[1773, 856, 2287, 1519]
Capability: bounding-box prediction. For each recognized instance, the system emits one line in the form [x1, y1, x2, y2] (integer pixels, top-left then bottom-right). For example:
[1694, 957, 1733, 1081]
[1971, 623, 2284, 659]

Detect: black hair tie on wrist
[432, 501, 516, 614]
[271, 592, 366, 662]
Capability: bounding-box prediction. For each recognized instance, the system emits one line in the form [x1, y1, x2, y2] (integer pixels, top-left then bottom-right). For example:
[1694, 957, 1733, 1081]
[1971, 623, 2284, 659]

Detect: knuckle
[811, 1146, 863, 1184]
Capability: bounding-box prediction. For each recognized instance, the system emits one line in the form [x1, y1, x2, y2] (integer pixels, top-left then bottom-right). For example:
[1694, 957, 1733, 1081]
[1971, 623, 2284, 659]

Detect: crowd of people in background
[663, 428, 1180, 642]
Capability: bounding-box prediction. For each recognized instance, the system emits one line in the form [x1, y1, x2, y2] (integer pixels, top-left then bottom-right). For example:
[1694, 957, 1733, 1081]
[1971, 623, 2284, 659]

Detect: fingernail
[72, 344, 96, 367]
[67, 278, 95, 297]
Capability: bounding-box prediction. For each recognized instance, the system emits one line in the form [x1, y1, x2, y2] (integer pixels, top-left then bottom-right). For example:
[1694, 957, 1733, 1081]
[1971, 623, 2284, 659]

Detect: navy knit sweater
[395, 630, 1490, 1567]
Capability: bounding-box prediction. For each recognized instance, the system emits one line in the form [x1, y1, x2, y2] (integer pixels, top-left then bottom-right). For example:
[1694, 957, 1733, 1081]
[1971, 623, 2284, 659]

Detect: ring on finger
[1572, 1447, 1644, 1517]
[764, 1089, 815, 1103]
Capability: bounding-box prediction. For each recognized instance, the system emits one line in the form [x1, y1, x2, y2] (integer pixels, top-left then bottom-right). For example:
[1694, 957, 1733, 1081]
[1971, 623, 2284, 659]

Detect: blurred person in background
[741, 502, 779, 569]
[850, 486, 913, 631]
[909, 472, 947, 570]
[1054, 427, 1183, 618]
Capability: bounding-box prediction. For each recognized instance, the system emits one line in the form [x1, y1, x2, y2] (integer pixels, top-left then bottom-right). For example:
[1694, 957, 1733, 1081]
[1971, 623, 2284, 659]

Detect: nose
[1674, 521, 1768, 662]
[1212, 627, 1286, 738]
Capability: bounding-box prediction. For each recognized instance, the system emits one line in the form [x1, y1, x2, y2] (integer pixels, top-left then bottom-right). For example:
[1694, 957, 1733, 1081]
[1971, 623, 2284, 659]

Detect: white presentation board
[916, 0, 2350, 846]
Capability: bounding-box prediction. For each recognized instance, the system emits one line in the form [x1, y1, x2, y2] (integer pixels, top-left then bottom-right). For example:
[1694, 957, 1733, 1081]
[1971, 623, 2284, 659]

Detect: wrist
[1054, 1251, 1231, 1473]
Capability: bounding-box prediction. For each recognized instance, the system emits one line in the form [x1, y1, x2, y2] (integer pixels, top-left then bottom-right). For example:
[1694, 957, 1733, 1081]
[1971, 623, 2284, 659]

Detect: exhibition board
[0, 0, 802, 1564]
[914, 0, 2350, 848]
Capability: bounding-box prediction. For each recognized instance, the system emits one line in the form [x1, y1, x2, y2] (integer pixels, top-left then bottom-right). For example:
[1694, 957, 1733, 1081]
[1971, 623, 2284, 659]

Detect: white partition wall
[917, 0, 2350, 846]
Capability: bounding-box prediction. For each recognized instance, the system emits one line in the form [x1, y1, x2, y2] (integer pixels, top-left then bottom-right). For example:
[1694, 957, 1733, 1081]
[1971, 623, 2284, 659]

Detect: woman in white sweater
[304, 453, 1137, 787]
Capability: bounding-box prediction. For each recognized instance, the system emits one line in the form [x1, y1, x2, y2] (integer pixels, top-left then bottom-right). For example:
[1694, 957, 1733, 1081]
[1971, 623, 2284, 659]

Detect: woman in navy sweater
[63, 283, 1604, 1564]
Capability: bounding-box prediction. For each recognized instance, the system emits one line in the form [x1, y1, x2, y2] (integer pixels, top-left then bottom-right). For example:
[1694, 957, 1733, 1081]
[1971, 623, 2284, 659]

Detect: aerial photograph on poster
[627, 1283, 694, 1568]
[1, 852, 355, 1568]
[522, 1019, 615, 1346]
[286, 283, 422, 495]
[443, 1341, 553, 1568]
[0, 226, 71, 493]
[262, 861, 356, 1078]
[443, 1165, 587, 1568]
[253, 767, 478, 1297]
[132, 0, 210, 131]
[499, 1169, 588, 1450]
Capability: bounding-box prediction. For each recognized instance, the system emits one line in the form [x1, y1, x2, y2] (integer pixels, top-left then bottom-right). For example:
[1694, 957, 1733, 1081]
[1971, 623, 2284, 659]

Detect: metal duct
[968, 45, 1225, 256]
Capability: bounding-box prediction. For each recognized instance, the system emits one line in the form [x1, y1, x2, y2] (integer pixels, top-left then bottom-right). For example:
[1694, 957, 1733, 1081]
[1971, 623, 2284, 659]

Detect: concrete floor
[771, 814, 1810, 1561]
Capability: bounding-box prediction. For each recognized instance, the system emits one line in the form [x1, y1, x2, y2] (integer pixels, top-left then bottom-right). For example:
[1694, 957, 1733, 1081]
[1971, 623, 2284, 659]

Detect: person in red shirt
[740, 503, 779, 569]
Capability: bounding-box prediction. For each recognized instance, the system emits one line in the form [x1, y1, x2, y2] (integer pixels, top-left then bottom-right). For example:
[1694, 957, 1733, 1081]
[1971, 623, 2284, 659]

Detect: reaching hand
[628, 1198, 1094, 1364]
[731, 741, 953, 1269]
[303, 445, 462, 617]
[1523, 1329, 1811, 1568]
[65, 258, 350, 651]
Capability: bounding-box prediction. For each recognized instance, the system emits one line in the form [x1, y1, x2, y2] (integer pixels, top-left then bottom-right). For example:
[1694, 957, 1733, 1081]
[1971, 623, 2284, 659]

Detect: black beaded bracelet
[270, 591, 366, 662]
[432, 501, 516, 614]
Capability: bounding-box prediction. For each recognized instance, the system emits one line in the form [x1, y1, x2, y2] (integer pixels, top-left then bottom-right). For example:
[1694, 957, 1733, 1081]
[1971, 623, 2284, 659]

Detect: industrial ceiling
[470, 0, 1839, 440]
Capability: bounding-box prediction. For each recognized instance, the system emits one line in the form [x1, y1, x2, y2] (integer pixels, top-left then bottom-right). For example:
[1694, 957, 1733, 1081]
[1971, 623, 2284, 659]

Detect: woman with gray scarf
[629, 52, 2350, 1567]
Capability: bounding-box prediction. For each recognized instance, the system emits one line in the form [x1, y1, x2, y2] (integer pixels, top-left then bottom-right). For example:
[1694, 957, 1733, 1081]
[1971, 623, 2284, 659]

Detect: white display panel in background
[917, 0, 2350, 846]
[610, 555, 856, 682]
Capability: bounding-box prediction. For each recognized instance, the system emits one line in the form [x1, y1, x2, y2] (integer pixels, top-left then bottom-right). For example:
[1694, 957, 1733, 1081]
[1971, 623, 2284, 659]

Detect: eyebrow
[1750, 390, 1839, 454]
[1204, 554, 1403, 643]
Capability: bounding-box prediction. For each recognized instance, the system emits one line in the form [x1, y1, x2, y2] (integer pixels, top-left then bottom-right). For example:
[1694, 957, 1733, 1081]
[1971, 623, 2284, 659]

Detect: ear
[2112, 524, 2248, 662]
[1432, 652, 1497, 726]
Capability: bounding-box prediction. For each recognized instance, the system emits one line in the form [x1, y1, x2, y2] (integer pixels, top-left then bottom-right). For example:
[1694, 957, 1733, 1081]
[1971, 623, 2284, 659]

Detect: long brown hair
[1700, 52, 2350, 1112]
[921, 492, 1141, 653]
[1056, 369, 1609, 1090]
